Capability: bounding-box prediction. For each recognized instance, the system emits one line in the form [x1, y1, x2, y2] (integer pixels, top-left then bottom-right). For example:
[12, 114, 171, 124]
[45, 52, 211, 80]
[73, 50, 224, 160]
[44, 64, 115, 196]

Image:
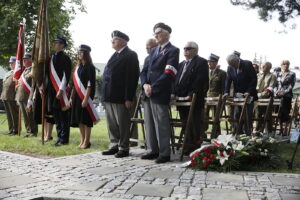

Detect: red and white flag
[13, 24, 25, 81]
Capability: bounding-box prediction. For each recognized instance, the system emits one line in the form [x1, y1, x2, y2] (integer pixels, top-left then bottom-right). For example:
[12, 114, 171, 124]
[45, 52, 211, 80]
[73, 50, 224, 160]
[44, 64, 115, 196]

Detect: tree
[0, 0, 86, 69]
[230, 0, 300, 24]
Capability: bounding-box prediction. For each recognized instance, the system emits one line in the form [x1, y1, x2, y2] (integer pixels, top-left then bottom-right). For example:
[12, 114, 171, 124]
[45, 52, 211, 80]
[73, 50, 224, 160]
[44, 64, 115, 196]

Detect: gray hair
[226, 54, 239, 63]
[186, 41, 198, 50]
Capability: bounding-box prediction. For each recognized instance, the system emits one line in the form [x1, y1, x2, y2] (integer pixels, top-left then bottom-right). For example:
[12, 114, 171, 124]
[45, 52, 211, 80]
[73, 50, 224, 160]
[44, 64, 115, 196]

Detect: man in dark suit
[224, 53, 258, 135]
[172, 41, 209, 153]
[102, 30, 140, 158]
[47, 37, 72, 146]
[140, 23, 179, 163]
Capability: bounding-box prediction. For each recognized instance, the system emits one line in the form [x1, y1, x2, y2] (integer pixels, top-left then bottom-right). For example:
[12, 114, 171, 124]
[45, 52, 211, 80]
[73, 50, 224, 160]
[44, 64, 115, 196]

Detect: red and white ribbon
[49, 56, 70, 110]
[73, 66, 100, 124]
[19, 71, 31, 94]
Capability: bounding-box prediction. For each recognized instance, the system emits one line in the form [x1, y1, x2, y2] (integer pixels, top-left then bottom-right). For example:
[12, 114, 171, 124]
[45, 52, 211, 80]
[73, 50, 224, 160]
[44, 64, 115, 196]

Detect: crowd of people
[1, 22, 296, 164]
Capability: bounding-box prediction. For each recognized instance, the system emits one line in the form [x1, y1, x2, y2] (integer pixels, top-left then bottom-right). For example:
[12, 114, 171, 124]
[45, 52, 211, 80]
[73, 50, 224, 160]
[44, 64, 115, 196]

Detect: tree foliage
[230, 0, 300, 24]
[0, 0, 86, 69]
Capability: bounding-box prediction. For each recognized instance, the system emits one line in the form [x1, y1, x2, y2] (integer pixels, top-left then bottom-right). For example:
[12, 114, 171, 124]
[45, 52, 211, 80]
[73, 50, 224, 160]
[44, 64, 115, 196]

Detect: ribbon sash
[73, 66, 100, 123]
[49, 56, 70, 110]
[19, 71, 31, 94]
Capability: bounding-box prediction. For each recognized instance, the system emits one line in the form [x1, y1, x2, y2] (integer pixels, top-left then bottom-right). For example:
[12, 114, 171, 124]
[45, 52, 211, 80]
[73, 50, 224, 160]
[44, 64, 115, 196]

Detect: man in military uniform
[206, 53, 227, 136]
[1, 57, 19, 135]
[140, 23, 179, 163]
[207, 54, 226, 97]
[172, 41, 209, 153]
[15, 53, 38, 137]
[47, 37, 72, 146]
[256, 62, 277, 132]
[102, 31, 140, 158]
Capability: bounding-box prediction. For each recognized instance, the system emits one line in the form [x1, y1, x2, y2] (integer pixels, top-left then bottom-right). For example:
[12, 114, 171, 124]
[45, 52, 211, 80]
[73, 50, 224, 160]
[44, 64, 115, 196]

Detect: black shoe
[55, 141, 62, 146]
[115, 150, 129, 158]
[141, 153, 159, 160]
[155, 156, 170, 164]
[83, 142, 91, 149]
[9, 132, 18, 136]
[102, 148, 119, 155]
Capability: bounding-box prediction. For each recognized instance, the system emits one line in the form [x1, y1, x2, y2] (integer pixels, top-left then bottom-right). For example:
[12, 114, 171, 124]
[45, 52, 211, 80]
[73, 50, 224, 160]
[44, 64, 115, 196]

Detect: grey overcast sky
[69, 0, 300, 70]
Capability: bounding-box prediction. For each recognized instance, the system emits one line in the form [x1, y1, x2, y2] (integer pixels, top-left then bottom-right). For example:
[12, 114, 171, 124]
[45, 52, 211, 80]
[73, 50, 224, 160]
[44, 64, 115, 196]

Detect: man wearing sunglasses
[172, 41, 209, 154]
[140, 22, 179, 163]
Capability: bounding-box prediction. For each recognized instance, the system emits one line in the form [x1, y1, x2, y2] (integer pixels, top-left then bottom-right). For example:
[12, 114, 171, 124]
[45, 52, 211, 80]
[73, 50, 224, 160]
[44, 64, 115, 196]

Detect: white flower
[233, 141, 244, 151]
[256, 139, 263, 144]
[269, 137, 276, 143]
[216, 134, 235, 147]
[264, 149, 268, 153]
[216, 150, 229, 166]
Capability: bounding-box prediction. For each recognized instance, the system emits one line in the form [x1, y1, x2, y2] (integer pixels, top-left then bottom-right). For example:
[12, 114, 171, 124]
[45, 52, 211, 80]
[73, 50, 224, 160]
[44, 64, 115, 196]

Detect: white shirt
[117, 46, 127, 54]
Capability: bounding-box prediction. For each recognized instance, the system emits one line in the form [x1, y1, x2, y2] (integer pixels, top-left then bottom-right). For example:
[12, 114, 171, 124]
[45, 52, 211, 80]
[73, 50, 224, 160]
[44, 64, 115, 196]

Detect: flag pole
[17, 20, 26, 137]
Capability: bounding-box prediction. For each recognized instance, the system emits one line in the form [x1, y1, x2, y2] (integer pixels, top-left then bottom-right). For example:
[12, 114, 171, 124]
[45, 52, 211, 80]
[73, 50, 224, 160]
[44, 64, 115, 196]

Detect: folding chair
[204, 95, 223, 139]
[252, 97, 274, 134]
[129, 93, 147, 149]
[169, 93, 197, 161]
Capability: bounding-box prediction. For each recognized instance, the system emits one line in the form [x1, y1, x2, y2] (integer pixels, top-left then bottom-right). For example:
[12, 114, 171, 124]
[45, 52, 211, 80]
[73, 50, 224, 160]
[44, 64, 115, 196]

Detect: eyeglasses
[184, 47, 195, 51]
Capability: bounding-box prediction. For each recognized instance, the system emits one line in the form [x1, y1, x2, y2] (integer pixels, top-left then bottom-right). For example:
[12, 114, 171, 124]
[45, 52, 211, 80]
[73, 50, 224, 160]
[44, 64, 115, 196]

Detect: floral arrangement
[184, 133, 278, 172]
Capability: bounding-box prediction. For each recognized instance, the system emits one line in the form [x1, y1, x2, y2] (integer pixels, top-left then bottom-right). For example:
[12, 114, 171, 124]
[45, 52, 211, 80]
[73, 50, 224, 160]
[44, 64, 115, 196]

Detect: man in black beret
[140, 23, 179, 163]
[47, 36, 72, 146]
[102, 30, 140, 158]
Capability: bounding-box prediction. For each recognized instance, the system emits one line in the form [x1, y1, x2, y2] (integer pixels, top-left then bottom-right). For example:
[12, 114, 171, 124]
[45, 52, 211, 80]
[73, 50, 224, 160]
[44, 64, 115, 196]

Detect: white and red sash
[49, 56, 70, 110]
[19, 71, 31, 94]
[73, 66, 100, 124]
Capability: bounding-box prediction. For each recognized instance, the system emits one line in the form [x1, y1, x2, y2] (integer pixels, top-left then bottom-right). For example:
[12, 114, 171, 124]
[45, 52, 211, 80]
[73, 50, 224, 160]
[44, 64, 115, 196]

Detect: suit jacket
[140, 42, 180, 105]
[0, 70, 16, 101]
[15, 66, 33, 102]
[208, 68, 227, 97]
[275, 71, 296, 99]
[225, 59, 258, 101]
[101, 46, 140, 103]
[256, 72, 277, 98]
[47, 51, 72, 110]
[173, 55, 209, 108]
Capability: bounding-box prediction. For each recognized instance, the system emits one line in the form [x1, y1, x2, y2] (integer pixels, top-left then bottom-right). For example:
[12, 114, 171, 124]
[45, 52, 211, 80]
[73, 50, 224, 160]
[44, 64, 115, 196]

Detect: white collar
[117, 46, 127, 54]
[160, 41, 170, 50]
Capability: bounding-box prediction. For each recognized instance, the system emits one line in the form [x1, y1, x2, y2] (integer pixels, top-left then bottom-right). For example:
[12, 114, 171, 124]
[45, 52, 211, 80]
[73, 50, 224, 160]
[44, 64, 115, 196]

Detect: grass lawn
[0, 113, 110, 158]
[0, 112, 300, 173]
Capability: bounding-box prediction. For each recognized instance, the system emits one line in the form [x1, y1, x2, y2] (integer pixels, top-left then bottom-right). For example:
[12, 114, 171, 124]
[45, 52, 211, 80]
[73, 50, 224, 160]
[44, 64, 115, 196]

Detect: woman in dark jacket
[275, 60, 296, 135]
[70, 45, 97, 149]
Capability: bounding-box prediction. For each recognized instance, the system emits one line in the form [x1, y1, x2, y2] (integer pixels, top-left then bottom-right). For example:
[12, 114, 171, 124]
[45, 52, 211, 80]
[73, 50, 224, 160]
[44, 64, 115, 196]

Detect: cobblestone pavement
[0, 148, 300, 200]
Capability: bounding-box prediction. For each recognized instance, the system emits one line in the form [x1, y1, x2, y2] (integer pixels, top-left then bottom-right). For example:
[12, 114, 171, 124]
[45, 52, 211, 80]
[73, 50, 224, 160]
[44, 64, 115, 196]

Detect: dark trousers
[178, 106, 203, 145]
[54, 109, 70, 143]
[234, 102, 254, 135]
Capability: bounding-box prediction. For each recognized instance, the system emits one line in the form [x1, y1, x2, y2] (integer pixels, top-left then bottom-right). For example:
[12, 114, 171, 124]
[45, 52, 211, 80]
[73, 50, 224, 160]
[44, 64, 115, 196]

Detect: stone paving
[0, 148, 300, 200]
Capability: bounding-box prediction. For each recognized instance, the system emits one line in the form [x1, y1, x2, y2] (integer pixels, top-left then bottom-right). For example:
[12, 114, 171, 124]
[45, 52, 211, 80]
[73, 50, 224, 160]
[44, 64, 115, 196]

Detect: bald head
[146, 38, 158, 54]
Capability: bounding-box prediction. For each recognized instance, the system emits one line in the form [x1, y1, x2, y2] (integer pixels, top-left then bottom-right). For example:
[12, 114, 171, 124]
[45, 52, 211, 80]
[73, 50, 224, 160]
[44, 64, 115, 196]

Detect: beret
[53, 36, 67, 47]
[23, 53, 32, 59]
[153, 22, 172, 33]
[208, 53, 220, 62]
[9, 56, 16, 63]
[79, 44, 91, 53]
[111, 30, 129, 42]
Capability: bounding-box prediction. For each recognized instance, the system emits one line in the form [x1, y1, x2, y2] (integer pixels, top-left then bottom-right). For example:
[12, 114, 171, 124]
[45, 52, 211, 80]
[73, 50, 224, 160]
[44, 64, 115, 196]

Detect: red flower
[202, 163, 208, 168]
[210, 154, 215, 159]
[229, 152, 235, 156]
[219, 151, 224, 157]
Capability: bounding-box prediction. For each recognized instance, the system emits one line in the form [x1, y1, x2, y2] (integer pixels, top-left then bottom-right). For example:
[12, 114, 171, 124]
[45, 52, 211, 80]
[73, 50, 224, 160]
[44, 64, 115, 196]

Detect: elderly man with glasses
[140, 22, 179, 163]
[172, 41, 209, 154]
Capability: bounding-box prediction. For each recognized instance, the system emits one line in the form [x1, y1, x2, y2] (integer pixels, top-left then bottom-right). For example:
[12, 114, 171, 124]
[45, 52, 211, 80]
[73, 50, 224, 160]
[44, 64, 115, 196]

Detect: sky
[69, 0, 300, 71]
